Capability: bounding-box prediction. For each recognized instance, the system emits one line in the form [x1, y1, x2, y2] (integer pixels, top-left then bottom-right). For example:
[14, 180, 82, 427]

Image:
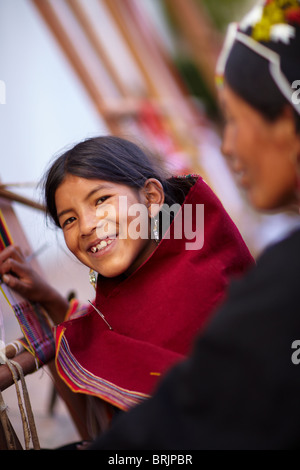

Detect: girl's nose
[79, 209, 98, 237]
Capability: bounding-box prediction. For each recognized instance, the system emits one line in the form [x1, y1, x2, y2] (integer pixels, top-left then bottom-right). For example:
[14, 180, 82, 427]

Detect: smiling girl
[0, 135, 252, 437]
[54, 175, 159, 279]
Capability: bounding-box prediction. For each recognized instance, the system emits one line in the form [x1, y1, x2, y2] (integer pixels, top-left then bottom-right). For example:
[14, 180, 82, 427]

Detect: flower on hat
[245, 0, 300, 43]
[270, 23, 296, 42]
[285, 6, 300, 24]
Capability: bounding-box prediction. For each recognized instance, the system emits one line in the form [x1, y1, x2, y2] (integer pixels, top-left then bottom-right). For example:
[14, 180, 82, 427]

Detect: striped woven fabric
[65, 298, 89, 321]
[0, 283, 55, 366]
[13, 300, 55, 365]
[56, 331, 148, 411]
[0, 210, 55, 365]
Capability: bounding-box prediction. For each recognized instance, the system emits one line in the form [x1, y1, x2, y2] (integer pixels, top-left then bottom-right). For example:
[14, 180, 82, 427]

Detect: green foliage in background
[160, 0, 257, 121]
[174, 58, 220, 120]
[200, 0, 257, 32]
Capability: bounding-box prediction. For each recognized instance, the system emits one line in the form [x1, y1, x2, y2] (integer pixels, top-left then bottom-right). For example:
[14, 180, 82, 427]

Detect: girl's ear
[143, 178, 165, 217]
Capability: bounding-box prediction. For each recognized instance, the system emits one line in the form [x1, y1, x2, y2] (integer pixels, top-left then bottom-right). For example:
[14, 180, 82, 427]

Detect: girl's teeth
[91, 239, 113, 253]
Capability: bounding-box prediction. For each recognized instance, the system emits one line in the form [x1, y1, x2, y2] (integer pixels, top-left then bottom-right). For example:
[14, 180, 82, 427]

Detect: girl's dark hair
[43, 135, 195, 227]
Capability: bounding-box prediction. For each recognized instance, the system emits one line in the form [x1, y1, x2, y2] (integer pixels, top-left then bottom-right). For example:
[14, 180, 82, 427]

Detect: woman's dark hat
[216, 0, 300, 116]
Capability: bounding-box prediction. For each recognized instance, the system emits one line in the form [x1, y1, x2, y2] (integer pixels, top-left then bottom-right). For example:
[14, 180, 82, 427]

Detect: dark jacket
[90, 228, 300, 450]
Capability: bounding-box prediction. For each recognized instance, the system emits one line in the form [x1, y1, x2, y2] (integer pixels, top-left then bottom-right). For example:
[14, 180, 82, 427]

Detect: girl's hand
[0, 245, 48, 302]
[0, 245, 69, 324]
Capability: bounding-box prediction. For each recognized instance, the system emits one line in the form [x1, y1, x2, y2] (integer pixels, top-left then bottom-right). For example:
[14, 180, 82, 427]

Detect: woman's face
[220, 84, 300, 211]
[55, 175, 159, 278]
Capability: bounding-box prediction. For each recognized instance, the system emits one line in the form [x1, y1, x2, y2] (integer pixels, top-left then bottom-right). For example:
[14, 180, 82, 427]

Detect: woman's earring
[89, 269, 97, 290]
[152, 216, 160, 244]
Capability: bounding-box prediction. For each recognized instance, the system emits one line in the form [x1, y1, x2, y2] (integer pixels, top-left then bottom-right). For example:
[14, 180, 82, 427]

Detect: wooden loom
[0, 192, 42, 449]
[30, 0, 213, 178]
[0, 191, 90, 449]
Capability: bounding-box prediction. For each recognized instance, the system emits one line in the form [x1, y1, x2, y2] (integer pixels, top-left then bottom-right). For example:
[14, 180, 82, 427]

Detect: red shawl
[55, 177, 253, 410]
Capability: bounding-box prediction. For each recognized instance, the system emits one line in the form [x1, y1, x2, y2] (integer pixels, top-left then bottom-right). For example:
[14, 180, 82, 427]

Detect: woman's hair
[224, 32, 300, 133]
[43, 135, 194, 227]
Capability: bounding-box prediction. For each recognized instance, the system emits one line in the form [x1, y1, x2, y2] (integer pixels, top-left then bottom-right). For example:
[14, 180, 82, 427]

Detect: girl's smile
[88, 237, 115, 254]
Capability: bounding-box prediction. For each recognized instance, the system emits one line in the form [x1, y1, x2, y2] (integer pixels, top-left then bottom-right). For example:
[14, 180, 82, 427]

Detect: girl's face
[220, 84, 300, 211]
[55, 175, 160, 278]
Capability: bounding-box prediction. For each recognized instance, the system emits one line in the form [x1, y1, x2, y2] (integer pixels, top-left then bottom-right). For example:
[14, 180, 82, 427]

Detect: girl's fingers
[0, 245, 25, 265]
[0, 257, 24, 278]
[1, 273, 32, 300]
[0, 257, 37, 298]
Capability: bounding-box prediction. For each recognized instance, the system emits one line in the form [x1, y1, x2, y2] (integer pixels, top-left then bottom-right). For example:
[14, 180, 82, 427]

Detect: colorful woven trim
[0, 283, 55, 365]
[64, 298, 89, 321]
[55, 329, 149, 411]
[13, 300, 55, 365]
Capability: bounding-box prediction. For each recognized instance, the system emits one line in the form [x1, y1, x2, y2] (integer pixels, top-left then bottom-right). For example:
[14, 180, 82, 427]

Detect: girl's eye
[62, 216, 76, 228]
[96, 196, 110, 205]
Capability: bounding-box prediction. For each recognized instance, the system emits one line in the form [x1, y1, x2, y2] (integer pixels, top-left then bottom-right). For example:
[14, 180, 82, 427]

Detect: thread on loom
[0, 303, 5, 358]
